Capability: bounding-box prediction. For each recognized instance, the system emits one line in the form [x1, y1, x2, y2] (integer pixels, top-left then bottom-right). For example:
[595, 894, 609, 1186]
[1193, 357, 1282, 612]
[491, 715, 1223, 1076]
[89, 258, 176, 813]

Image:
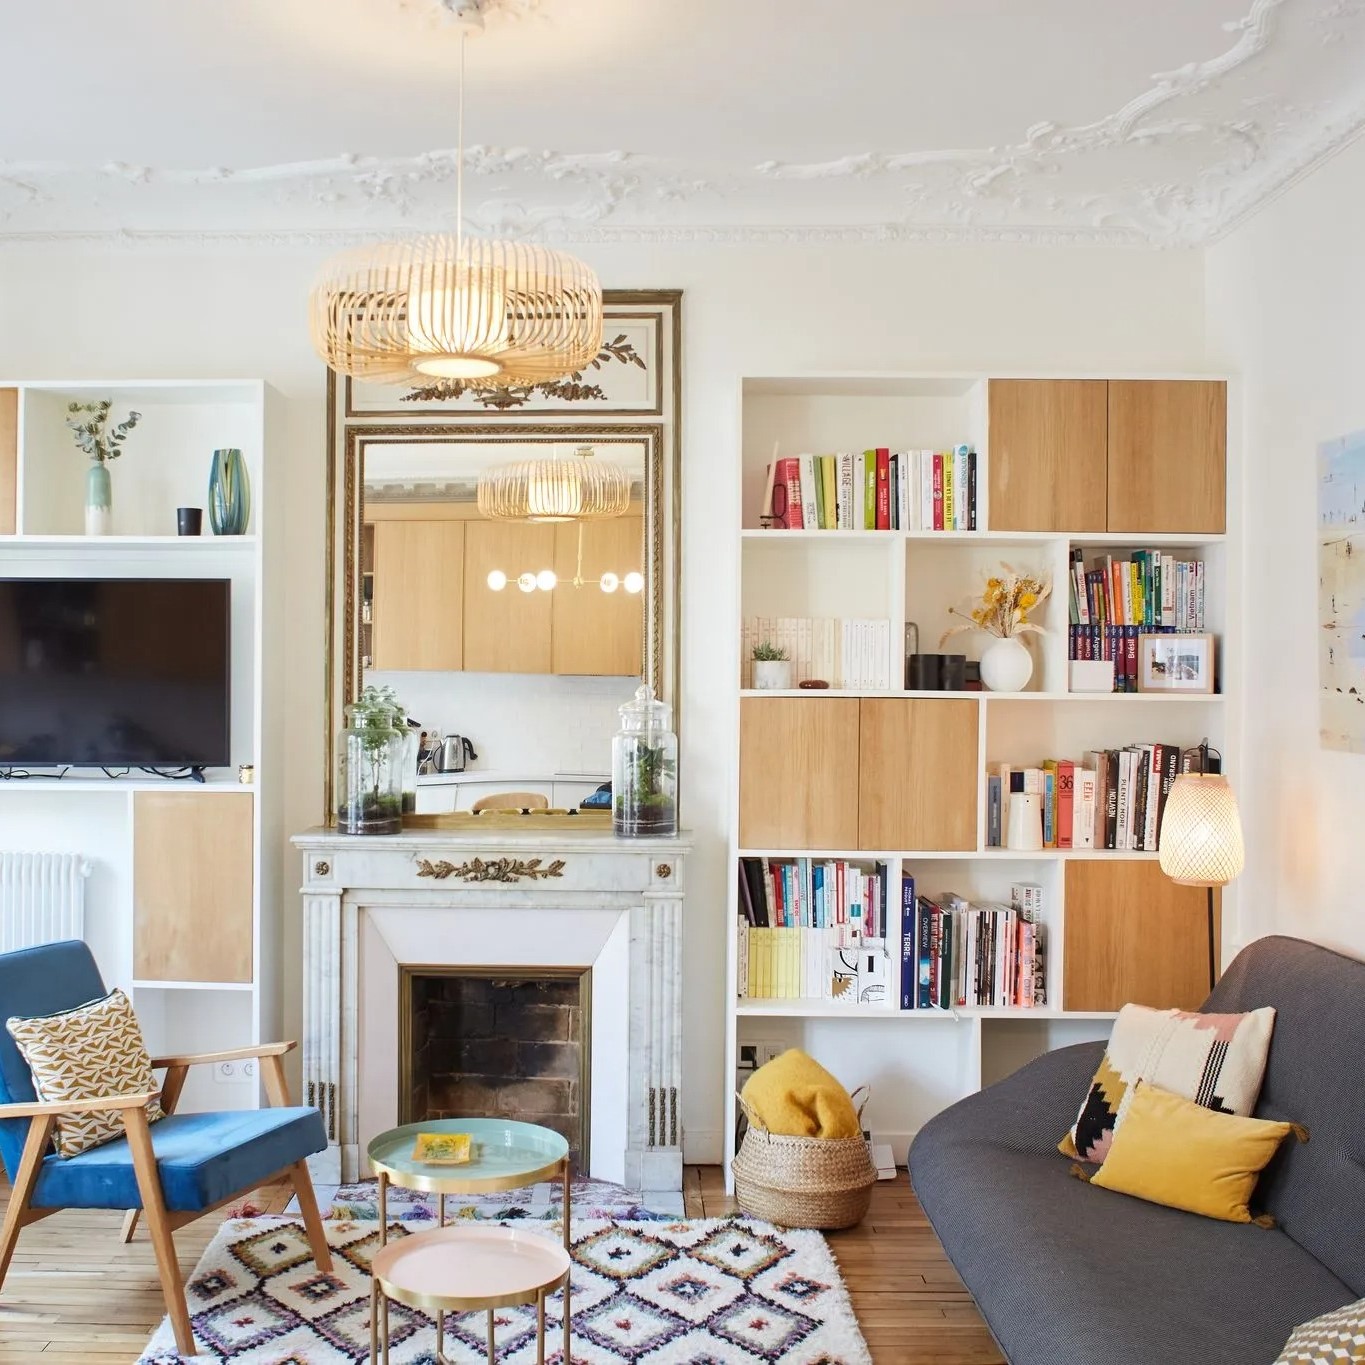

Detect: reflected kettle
[438, 735, 478, 773]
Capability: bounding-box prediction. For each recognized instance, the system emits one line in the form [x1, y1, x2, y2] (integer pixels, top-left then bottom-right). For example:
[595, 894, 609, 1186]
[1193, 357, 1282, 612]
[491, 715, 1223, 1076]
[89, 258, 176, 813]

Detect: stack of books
[762, 448, 978, 531]
[900, 880, 1045, 1010]
[741, 617, 891, 689]
[987, 744, 1194, 851]
[736, 857, 891, 1004]
[1068, 548, 1207, 691]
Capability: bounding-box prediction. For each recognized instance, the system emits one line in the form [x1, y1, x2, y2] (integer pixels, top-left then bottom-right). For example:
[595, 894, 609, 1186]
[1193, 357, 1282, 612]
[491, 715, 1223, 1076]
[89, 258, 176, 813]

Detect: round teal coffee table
[366, 1118, 572, 1363]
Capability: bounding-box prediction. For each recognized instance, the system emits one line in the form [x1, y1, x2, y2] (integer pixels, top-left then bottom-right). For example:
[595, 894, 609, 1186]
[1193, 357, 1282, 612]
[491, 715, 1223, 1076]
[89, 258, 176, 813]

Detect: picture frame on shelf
[1136, 632, 1215, 694]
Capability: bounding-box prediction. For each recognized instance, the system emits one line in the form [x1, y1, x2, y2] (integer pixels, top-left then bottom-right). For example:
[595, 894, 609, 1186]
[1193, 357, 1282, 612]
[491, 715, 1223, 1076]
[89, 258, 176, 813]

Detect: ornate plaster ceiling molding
[400, 0, 543, 28]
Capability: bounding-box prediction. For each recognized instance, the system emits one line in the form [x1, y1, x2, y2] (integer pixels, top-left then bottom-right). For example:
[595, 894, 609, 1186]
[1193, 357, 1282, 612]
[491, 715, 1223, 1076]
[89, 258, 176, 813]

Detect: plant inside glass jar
[338, 687, 405, 833]
[616, 737, 678, 835]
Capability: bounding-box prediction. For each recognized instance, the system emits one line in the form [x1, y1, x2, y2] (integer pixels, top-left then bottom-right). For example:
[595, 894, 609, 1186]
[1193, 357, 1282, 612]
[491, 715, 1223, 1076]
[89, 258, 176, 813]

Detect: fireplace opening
[399, 967, 591, 1171]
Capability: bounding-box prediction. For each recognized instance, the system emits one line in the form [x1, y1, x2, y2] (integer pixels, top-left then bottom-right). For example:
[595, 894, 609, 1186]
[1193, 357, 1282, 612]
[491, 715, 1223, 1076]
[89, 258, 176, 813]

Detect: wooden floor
[0, 1168, 1003, 1364]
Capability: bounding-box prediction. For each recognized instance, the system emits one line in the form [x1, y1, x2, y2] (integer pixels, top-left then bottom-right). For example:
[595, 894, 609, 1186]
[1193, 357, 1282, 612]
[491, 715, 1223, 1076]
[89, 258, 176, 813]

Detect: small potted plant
[942, 567, 1051, 692]
[335, 686, 406, 835]
[65, 401, 140, 536]
[752, 641, 793, 690]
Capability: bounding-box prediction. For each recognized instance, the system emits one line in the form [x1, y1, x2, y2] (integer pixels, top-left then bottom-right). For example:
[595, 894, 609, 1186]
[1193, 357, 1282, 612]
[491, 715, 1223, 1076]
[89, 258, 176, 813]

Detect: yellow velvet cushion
[1086, 1082, 1302, 1223]
[740, 1048, 861, 1139]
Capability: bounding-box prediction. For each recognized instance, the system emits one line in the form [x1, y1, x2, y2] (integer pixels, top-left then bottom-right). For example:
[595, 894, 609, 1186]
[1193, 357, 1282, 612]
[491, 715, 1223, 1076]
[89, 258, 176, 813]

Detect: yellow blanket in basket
[741, 1049, 861, 1139]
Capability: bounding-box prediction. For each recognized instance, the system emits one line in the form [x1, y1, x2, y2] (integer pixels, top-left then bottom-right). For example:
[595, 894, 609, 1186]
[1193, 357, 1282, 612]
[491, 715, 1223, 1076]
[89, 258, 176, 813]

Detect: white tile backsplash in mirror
[366, 671, 637, 775]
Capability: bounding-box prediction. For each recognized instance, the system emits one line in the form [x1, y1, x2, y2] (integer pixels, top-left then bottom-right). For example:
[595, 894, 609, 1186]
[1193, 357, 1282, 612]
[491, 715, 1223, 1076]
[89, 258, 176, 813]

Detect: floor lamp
[1158, 743, 1245, 993]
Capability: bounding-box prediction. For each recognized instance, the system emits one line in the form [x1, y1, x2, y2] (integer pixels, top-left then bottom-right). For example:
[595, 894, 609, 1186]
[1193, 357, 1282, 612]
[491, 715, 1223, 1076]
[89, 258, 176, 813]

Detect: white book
[798, 453, 819, 531]
[1074, 767, 1097, 850]
[838, 453, 855, 530]
[1142, 745, 1161, 852]
[896, 452, 911, 531]
[736, 919, 749, 999]
[954, 446, 970, 529]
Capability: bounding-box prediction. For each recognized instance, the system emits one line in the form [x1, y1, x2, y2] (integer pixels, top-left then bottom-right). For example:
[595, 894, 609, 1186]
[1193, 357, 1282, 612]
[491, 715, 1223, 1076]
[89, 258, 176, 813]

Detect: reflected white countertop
[415, 770, 609, 788]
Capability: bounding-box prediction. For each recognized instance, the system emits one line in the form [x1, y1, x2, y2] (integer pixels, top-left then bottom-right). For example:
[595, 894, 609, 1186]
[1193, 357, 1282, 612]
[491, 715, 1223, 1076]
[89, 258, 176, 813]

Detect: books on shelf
[899, 876, 1046, 1010]
[741, 617, 891, 689]
[1068, 548, 1208, 692]
[762, 448, 978, 531]
[987, 744, 1186, 851]
[736, 856, 891, 1004]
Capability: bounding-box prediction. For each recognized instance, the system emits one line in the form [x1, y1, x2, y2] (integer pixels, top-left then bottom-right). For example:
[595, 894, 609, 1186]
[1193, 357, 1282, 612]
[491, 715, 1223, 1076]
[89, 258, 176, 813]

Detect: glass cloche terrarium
[612, 684, 678, 837]
[335, 693, 404, 835]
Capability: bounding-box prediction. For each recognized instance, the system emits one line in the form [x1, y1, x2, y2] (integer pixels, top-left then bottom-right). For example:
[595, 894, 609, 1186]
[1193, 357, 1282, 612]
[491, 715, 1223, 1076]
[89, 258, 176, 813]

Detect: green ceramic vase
[208, 447, 250, 535]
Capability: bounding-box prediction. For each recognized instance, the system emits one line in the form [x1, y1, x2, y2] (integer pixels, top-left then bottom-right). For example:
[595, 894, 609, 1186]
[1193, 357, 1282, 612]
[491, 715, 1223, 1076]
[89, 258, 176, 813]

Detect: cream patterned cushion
[1275, 1298, 1365, 1363]
[6, 988, 164, 1157]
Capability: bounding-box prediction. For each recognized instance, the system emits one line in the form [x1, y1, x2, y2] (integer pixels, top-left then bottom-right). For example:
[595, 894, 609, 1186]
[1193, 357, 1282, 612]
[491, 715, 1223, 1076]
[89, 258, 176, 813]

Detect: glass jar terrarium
[612, 684, 678, 838]
[335, 701, 404, 835]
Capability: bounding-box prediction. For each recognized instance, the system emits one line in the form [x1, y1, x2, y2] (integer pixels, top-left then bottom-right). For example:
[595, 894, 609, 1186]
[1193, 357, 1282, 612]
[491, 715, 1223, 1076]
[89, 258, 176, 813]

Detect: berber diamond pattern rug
[138, 1215, 872, 1363]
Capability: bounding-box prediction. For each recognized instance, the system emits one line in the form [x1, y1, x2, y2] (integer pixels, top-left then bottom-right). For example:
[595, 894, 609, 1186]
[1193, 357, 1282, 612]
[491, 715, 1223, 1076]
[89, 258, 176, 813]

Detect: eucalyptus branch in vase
[66, 401, 141, 536]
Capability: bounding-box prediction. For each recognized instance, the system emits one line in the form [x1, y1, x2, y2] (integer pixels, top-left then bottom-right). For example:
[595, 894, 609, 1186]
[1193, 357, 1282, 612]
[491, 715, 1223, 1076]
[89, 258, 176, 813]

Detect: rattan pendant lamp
[308, 22, 602, 387]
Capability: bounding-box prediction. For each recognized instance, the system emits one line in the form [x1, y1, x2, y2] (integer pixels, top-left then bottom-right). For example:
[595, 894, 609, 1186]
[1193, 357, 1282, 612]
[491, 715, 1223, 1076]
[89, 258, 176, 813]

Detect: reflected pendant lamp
[478, 444, 631, 523]
[307, 27, 602, 388]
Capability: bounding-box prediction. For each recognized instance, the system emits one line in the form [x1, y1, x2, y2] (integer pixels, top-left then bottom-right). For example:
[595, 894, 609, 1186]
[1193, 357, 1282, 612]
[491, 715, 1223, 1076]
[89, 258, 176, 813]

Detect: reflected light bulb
[599, 572, 619, 593]
[486, 569, 507, 591]
[536, 569, 557, 592]
[623, 571, 644, 594]
[517, 572, 537, 593]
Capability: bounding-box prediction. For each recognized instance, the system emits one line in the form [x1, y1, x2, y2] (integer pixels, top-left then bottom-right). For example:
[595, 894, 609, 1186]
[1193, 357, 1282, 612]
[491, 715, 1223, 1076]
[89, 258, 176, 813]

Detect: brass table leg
[536, 1288, 546, 1365]
[439, 1192, 446, 1227]
[436, 1307, 444, 1362]
[378, 1171, 389, 1247]
[368, 1278, 379, 1364]
[381, 1292, 390, 1365]
[562, 1158, 572, 1364]
[486, 1306, 496, 1363]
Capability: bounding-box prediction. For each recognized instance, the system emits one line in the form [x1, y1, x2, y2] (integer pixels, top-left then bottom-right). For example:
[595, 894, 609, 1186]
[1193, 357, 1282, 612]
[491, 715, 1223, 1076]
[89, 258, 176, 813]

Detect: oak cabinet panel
[134, 792, 254, 983]
[987, 379, 1108, 532]
[1107, 380, 1227, 533]
[462, 522, 555, 674]
[1064, 859, 1217, 1012]
[370, 520, 464, 671]
[739, 697, 860, 850]
[857, 699, 979, 851]
[551, 517, 644, 676]
[0, 389, 15, 536]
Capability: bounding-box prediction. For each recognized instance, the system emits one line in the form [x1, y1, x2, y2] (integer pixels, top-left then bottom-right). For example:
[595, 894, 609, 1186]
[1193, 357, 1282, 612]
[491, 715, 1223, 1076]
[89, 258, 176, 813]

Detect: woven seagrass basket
[730, 1087, 877, 1230]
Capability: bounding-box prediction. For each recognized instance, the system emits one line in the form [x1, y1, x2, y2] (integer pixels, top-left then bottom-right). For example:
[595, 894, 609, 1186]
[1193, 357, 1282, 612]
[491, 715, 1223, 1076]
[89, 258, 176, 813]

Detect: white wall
[0, 237, 1208, 1159]
[1207, 137, 1365, 962]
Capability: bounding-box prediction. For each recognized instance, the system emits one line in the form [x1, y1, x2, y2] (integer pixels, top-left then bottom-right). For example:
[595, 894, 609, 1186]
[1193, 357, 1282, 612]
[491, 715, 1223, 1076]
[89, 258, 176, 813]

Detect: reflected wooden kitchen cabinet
[370, 520, 464, 671]
[462, 520, 555, 674]
[551, 516, 644, 676]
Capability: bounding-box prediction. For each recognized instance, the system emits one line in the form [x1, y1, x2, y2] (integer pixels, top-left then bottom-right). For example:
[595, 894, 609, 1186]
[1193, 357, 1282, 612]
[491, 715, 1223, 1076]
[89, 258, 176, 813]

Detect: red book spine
[778, 456, 803, 529]
[875, 448, 890, 530]
[1057, 759, 1075, 849]
[932, 454, 944, 530]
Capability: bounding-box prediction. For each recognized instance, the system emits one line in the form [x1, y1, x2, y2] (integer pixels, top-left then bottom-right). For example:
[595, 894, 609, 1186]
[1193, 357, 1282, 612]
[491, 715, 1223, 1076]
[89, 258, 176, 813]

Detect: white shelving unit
[725, 372, 1239, 1183]
[0, 378, 280, 1115]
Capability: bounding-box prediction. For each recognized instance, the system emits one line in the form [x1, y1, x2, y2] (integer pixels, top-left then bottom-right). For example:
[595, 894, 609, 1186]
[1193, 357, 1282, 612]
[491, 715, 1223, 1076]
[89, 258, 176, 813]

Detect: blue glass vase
[208, 447, 250, 535]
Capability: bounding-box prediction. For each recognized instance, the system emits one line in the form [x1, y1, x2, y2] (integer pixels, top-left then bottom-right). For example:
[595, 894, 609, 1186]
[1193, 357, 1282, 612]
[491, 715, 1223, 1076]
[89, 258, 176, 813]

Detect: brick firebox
[400, 968, 591, 1171]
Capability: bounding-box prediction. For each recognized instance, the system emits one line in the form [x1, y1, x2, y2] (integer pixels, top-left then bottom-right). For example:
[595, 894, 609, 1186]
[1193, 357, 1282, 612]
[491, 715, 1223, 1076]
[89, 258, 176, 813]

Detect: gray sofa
[908, 935, 1364, 1365]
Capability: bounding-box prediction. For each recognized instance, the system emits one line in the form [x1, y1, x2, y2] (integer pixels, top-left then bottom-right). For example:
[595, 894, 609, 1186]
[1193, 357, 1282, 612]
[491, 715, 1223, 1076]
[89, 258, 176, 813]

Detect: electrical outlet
[212, 1060, 250, 1084]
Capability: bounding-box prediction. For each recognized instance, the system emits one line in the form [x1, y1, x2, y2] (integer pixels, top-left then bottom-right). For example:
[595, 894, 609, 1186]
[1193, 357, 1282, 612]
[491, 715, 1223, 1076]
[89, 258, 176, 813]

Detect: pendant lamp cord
[456, 30, 466, 256]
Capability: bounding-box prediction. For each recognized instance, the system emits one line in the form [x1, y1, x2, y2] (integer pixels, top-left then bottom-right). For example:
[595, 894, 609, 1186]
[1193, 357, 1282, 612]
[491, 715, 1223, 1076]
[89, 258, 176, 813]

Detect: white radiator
[0, 852, 90, 953]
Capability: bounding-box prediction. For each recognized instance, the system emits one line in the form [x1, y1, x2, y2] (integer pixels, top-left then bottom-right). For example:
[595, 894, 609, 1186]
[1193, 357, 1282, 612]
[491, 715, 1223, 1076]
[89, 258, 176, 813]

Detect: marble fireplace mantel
[291, 826, 689, 1190]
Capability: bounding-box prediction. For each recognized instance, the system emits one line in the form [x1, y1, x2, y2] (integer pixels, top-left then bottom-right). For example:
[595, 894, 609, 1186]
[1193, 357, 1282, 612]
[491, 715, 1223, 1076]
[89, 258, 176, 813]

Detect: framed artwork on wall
[1318, 427, 1365, 752]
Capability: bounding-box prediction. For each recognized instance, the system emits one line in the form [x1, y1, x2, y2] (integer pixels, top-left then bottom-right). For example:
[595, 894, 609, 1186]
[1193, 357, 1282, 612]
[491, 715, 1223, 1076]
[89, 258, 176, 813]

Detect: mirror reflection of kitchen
[361, 440, 646, 816]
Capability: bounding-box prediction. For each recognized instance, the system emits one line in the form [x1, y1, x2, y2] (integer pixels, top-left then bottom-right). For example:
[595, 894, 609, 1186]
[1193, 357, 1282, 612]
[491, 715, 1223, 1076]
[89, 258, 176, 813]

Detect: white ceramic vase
[753, 659, 793, 690]
[980, 635, 1033, 692]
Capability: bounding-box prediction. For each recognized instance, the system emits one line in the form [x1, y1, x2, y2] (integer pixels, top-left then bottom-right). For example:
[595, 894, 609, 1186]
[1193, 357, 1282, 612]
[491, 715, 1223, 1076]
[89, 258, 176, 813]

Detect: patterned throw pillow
[1060, 1002, 1275, 1162]
[1275, 1298, 1365, 1364]
[6, 988, 164, 1157]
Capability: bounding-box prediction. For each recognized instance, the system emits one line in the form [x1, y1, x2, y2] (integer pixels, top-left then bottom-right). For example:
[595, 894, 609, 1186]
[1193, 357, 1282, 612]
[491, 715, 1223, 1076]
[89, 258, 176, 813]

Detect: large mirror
[324, 291, 680, 815]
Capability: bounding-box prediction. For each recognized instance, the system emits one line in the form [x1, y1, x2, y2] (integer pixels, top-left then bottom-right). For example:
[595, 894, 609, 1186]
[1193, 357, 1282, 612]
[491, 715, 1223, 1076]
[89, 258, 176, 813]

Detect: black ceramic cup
[177, 507, 203, 536]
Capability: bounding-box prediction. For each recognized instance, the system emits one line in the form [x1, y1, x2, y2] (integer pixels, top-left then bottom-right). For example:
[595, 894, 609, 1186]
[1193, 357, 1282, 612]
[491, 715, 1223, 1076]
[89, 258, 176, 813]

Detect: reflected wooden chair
[0, 940, 332, 1358]
[471, 791, 550, 812]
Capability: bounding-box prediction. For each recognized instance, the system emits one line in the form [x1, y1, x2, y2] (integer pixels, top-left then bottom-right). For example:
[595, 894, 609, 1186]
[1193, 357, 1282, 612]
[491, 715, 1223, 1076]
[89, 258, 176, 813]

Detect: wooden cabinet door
[551, 517, 644, 676]
[134, 792, 254, 983]
[987, 379, 1108, 532]
[857, 699, 978, 851]
[739, 697, 860, 850]
[0, 389, 16, 535]
[1107, 380, 1226, 533]
[462, 522, 555, 674]
[371, 521, 464, 671]
[1064, 860, 1217, 1011]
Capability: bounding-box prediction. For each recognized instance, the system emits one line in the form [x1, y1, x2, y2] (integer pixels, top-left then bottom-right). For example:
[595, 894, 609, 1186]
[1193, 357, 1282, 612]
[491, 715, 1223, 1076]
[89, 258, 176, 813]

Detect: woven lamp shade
[309, 235, 602, 387]
[478, 447, 631, 523]
[1158, 773, 1245, 886]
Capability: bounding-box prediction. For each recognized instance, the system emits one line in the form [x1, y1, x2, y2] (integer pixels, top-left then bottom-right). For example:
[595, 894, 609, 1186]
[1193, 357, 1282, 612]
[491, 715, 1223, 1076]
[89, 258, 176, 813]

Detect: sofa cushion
[910, 1041, 1355, 1365]
[29, 1107, 326, 1212]
[1274, 1296, 1365, 1364]
[1204, 936, 1365, 1295]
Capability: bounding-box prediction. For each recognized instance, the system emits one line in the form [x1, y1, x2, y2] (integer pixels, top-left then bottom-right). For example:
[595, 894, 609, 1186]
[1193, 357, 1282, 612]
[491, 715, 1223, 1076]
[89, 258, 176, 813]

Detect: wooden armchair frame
[0, 1039, 331, 1358]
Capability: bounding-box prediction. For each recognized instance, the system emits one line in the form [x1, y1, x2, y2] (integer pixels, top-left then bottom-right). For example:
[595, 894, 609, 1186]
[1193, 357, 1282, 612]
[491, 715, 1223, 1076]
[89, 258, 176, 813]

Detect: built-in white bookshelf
[725, 372, 1239, 1185]
[0, 378, 280, 1115]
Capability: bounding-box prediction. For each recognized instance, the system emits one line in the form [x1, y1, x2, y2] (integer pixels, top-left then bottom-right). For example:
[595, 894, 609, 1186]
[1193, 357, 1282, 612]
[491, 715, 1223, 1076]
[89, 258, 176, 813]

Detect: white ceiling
[2, 0, 1363, 245]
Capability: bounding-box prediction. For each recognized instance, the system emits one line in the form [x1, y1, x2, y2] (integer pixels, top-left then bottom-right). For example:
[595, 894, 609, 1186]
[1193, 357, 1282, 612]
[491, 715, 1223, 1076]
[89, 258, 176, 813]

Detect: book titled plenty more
[762, 448, 978, 531]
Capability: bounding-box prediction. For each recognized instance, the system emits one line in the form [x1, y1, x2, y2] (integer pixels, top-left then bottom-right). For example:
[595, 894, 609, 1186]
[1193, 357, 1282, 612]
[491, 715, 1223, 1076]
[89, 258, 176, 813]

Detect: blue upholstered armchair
[0, 940, 332, 1357]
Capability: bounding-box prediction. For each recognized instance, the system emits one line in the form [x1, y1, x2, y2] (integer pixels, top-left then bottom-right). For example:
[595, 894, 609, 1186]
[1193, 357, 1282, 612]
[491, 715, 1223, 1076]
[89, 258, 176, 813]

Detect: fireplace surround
[292, 827, 688, 1189]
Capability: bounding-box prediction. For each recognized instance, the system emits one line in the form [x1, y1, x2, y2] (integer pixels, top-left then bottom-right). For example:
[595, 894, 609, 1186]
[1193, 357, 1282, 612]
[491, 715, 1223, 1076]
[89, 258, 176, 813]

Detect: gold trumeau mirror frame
[323, 289, 682, 818]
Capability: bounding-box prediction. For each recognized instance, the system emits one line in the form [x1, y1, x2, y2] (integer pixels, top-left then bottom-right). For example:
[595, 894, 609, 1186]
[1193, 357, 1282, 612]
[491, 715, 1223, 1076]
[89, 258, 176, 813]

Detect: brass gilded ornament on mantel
[415, 856, 567, 883]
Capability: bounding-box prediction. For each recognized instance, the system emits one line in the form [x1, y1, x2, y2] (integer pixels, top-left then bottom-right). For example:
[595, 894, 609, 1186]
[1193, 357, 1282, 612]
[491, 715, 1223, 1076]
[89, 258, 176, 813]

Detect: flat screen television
[0, 578, 231, 769]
